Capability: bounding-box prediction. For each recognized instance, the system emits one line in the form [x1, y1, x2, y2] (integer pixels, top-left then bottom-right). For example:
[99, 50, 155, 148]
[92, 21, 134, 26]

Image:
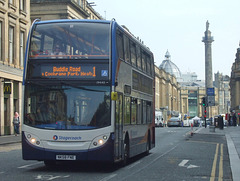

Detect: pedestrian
[233, 113, 237, 126]
[228, 114, 232, 126]
[12, 112, 20, 136]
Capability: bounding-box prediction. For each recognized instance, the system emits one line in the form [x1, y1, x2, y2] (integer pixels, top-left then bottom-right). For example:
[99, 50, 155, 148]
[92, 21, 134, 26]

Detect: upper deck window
[29, 22, 110, 60]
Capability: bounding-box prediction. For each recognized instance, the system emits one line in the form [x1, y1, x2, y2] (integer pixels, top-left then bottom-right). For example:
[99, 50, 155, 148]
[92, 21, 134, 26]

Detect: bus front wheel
[145, 133, 151, 155]
[122, 142, 129, 166]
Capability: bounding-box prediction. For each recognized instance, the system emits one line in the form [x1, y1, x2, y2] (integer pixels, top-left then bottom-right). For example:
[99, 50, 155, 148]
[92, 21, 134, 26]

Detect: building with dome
[156, 50, 219, 120]
[155, 50, 181, 121]
[159, 50, 182, 82]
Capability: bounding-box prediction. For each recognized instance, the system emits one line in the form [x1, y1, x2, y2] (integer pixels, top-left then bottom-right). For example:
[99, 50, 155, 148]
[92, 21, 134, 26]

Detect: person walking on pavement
[12, 112, 20, 136]
[233, 113, 237, 126]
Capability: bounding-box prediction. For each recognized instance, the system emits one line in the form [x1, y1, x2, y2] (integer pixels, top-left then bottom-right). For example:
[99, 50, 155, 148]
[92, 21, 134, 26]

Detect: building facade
[180, 85, 219, 119]
[30, 0, 103, 22]
[0, 0, 30, 135]
[214, 72, 230, 114]
[155, 66, 181, 121]
[230, 44, 240, 114]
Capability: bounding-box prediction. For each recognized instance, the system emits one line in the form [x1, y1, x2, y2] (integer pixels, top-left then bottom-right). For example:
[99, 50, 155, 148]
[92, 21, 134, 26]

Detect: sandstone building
[0, 0, 30, 135]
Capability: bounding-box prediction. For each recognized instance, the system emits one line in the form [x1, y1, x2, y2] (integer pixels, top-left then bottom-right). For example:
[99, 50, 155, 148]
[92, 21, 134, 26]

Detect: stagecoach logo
[52, 135, 82, 141]
[53, 135, 58, 140]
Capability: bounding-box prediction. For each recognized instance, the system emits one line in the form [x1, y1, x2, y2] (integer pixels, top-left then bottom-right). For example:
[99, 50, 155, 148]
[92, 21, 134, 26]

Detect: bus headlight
[31, 138, 36, 143]
[98, 139, 104, 145]
[24, 132, 41, 147]
[89, 134, 109, 149]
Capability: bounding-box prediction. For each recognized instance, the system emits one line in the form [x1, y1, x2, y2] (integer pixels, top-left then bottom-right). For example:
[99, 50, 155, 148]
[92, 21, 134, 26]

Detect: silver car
[167, 117, 182, 127]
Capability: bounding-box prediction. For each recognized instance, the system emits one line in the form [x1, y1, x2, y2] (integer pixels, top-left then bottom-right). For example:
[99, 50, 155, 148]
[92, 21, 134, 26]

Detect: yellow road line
[187, 140, 220, 145]
[218, 144, 223, 181]
[210, 143, 219, 181]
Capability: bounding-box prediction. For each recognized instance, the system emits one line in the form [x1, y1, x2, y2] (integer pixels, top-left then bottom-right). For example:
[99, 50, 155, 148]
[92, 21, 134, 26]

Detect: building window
[131, 98, 137, 124]
[77, 0, 83, 7]
[116, 31, 124, 60]
[124, 97, 131, 125]
[142, 52, 147, 72]
[20, 31, 25, 67]
[19, 0, 25, 11]
[123, 35, 130, 63]
[0, 21, 2, 60]
[9, 26, 14, 64]
[137, 45, 141, 70]
[130, 41, 137, 67]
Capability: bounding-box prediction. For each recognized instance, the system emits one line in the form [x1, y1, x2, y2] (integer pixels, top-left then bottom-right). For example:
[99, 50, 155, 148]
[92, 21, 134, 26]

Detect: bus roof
[33, 19, 111, 25]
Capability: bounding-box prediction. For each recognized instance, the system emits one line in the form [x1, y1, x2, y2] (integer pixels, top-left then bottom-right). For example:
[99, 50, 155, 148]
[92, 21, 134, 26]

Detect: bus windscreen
[24, 84, 111, 130]
[29, 22, 110, 59]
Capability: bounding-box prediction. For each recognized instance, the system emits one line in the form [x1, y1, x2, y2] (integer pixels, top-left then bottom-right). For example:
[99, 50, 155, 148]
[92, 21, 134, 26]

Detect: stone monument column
[202, 21, 214, 118]
[202, 21, 214, 89]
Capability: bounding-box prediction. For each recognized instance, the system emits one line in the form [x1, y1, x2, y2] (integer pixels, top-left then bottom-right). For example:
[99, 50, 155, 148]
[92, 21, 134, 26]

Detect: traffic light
[202, 97, 206, 107]
[204, 107, 207, 128]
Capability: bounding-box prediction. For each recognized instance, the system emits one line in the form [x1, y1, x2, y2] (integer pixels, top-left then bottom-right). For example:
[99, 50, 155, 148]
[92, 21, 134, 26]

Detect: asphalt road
[0, 127, 232, 181]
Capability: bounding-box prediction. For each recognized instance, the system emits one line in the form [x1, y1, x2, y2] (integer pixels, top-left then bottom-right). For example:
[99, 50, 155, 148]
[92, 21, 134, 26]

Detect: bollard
[190, 123, 193, 136]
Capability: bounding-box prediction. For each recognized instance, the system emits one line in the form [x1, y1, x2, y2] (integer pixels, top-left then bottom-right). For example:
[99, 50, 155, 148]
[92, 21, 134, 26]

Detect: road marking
[126, 160, 141, 169]
[187, 164, 199, 169]
[178, 159, 189, 167]
[121, 143, 180, 180]
[0, 172, 4, 174]
[210, 143, 219, 181]
[35, 175, 70, 180]
[167, 131, 176, 133]
[99, 174, 117, 181]
[218, 144, 223, 181]
[187, 140, 219, 145]
[178, 159, 199, 169]
[18, 162, 42, 169]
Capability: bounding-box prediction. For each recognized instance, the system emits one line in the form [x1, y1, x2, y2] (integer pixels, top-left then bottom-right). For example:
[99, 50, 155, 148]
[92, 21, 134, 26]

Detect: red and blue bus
[22, 19, 155, 166]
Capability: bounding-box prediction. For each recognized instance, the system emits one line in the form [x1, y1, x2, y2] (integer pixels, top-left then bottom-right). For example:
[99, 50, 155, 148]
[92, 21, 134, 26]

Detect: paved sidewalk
[194, 126, 240, 181]
[0, 134, 21, 145]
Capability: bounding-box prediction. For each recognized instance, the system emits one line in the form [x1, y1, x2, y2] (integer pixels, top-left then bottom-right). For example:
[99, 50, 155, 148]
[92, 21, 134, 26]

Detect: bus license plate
[56, 155, 76, 160]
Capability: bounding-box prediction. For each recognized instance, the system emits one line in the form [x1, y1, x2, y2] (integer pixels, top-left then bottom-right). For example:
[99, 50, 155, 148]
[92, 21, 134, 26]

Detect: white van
[155, 111, 163, 127]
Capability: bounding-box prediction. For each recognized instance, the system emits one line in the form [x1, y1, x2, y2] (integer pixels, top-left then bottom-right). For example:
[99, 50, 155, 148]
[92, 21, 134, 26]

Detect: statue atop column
[206, 20, 209, 31]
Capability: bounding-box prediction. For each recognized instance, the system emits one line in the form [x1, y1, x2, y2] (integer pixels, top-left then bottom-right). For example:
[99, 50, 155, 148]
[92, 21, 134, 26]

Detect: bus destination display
[42, 66, 96, 78]
[33, 64, 109, 80]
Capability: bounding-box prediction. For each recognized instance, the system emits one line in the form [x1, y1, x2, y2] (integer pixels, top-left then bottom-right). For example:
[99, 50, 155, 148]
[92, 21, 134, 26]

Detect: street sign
[207, 95, 215, 106]
[207, 88, 214, 96]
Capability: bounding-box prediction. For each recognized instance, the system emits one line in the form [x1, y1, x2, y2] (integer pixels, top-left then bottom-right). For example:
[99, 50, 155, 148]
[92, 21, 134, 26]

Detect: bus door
[115, 93, 123, 160]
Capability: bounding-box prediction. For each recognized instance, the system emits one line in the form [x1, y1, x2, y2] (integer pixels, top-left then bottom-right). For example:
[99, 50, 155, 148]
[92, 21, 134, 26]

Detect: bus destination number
[56, 155, 76, 160]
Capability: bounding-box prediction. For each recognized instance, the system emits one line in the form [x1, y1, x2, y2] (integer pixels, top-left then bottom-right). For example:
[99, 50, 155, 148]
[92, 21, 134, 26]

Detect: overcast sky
[93, 0, 240, 80]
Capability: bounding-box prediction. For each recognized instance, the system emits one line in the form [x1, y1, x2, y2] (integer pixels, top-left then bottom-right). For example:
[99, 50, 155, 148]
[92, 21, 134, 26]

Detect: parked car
[167, 117, 182, 127]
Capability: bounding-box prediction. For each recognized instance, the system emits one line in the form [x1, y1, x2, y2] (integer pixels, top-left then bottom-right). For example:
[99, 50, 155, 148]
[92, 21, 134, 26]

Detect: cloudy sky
[93, 0, 240, 80]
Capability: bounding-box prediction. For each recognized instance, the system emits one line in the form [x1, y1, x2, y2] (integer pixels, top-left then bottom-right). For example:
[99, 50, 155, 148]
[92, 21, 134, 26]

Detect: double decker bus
[22, 19, 155, 166]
